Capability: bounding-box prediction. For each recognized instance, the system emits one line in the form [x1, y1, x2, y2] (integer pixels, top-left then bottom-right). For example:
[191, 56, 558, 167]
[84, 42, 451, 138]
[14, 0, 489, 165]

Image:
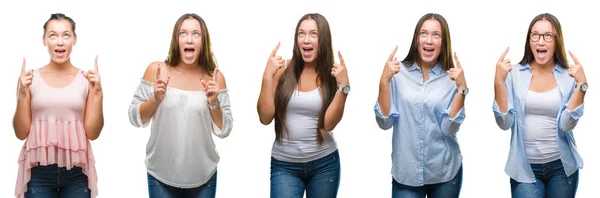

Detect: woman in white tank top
[257, 13, 350, 198]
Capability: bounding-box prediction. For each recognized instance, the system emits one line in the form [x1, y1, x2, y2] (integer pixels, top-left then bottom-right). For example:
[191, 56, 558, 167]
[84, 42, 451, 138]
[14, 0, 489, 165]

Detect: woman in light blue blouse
[493, 13, 587, 198]
[374, 13, 467, 198]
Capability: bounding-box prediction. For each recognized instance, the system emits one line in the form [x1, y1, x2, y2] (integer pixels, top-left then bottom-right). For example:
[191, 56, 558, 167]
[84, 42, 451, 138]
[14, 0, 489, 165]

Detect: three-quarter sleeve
[128, 80, 154, 128]
[558, 100, 584, 132]
[211, 89, 233, 138]
[440, 101, 466, 137]
[374, 77, 399, 130]
[493, 72, 516, 131]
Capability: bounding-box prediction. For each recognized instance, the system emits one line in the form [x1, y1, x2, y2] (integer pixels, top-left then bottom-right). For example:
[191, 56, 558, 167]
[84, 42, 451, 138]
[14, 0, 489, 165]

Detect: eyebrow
[47, 31, 72, 34]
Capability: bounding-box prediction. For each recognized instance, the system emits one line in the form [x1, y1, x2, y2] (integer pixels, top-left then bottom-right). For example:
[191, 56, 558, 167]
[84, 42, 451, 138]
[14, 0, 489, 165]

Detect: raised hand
[382, 46, 400, 82]
[447, 52, 466, 89]
[201, 66, 220, 106]
[264, 42, 289, 78]
[331, 51, 349, 87]
[153, 63, 169, 103]
[567, 51, 587, 84]
[495, 47, 512, 82]
[82, 55, 102, 94]
[18, 57, 33, 97]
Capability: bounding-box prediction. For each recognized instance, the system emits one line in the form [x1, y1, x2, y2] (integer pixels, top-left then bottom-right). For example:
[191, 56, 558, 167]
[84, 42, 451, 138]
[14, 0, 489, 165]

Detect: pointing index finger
[156, 64, 161, 80]
[569, 51, 581, 65]
[270, 42, 281, 57]
[454, 52, 462, 68]
[388, 46, 398, 61]
[338, 51, 346, 67]
[499, 47, 509, 63]
[21, 57, 26, 73]
[94, 55, 99, 71]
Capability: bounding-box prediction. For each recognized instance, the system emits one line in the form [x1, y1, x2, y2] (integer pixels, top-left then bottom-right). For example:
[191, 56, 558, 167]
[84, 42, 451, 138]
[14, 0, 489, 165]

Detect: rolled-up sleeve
[374, 78, 399, 130]
[211, 89, 233, 138]
[440, 105, 465, 137]
[558, 102, 584, 132]
[128, 80, 153, 128]
[493, 73, 516, 131]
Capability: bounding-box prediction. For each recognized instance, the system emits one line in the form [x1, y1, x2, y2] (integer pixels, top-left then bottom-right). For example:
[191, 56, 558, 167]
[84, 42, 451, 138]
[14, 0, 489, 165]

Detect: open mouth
[302, 46, 314, 56]
[55, 49, 66, 56]
[184, 48, 195, 56]
[536, 49, 548, 57]
[423, 47, 435, 55]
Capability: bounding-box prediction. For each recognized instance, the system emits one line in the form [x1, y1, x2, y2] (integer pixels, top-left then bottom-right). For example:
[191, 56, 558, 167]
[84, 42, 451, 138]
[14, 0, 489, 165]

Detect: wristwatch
[575, 83, 588, 92]
[456, 87, 469, 96]
[338, 85, 351, 94]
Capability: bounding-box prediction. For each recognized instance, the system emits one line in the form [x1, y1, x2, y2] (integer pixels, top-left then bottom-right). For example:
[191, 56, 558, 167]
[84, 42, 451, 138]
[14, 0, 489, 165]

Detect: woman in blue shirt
[374, 13, 467, 198]
[493, 13, 587, 198]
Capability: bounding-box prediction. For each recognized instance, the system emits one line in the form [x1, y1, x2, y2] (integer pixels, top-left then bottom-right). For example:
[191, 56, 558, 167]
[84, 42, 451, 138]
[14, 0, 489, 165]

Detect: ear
[43, 36, 47, 47]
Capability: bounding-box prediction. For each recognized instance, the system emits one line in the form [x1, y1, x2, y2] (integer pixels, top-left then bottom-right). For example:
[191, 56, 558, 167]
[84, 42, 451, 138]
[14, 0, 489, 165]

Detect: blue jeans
[24, 164, 90, 198]
[511, 159, 578, 198]
[147, 170, 217, 198]
[270, 150, 341, 198]
[392, 165, 462, 198]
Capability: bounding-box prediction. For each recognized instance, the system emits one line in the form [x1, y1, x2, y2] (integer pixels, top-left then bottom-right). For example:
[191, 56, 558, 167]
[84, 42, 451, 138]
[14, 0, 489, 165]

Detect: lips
[536, 49, 548, 58]
[422, 47, 435, 56]
[183, 47, 195, 57]
[302, 46, 314, 57]
[55, 49, 66, 56]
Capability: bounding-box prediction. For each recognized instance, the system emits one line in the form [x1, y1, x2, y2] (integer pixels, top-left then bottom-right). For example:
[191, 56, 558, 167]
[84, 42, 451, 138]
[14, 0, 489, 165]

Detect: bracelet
[208, 101, 220, 110]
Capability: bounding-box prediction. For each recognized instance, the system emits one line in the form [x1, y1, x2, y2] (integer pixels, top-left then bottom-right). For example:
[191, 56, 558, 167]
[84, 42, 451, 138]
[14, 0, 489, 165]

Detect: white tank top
[271, 88, 337, 163]
[523, 86, 561, 164]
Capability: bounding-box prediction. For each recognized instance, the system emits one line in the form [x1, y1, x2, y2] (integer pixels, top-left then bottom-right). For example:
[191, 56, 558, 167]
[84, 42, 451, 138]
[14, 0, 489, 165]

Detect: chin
[51, 57, 70, 64]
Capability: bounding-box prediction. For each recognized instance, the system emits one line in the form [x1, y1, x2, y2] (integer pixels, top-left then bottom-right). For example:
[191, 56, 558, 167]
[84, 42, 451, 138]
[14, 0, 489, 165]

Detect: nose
[425, 35, 434, 44]
[57, 37, 65, 46]
[185, 34, 193, 44]
[303, 35, 311, 44]
[536, 39, 546, 46]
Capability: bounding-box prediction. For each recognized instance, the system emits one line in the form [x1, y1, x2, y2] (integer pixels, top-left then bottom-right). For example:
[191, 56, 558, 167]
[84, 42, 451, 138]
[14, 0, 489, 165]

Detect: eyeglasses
[530, 32, 554, 42]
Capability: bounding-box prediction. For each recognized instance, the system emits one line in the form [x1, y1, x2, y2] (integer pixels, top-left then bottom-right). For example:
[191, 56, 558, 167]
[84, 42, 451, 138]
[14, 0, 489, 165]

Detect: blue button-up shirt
[493, 63, 584, 183]
[374, 62, 465, 187]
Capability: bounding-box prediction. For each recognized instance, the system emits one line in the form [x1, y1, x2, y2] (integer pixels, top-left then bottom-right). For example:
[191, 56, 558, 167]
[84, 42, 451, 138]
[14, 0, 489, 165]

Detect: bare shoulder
[216, 69, 227, 89]
[142, 61, 166, 82]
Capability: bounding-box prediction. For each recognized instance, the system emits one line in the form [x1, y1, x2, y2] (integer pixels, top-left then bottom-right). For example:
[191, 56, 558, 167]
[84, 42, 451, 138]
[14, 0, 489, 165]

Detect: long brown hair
[519, 13, 568, 69]
[402, 13, 454, 70]
[274, 13, 336, 144]
[165, 13, 217, 75]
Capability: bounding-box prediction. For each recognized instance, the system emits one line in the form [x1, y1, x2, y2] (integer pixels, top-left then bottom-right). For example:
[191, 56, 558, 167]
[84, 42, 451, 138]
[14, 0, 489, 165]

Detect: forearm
[257, 76, 275, 125]
[567, 89, 585, 111]
[85, 94, 104, 140]
[139, 97, 160, 124]
[13, 94, 32, 140]
[494, 78, 509, 113]
[449, 93, 465, 118]
[324, 91, 348, 131]
[378, 80, 392, 117]
[210, 108, 223, 129]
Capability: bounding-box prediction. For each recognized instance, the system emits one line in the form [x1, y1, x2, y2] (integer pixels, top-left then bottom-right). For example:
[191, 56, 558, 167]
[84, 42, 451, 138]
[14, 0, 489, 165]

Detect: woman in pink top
[13, 13, 104, 198]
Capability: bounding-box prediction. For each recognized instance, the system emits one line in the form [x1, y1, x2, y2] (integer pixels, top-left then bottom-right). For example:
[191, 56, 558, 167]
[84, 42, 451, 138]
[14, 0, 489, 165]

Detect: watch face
[463, 87, 469, 95]
[342, 86, 350, 94]
[581, 84, 588, 91]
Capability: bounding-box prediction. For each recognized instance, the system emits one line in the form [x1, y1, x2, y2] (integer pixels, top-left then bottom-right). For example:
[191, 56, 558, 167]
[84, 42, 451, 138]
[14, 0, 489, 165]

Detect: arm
[374, 78, 397, 130]
[83, 86, 104, 140]
[559, 51, 587, 132]
[209, 73, 233, 138]
[257, 68, 284, 125]
[323, 88, 348, 132]
[128, 62, 162, 127]
[13, 80, 32, 140]
[493, 71, 515, 131]
[440, 92, 466, 137]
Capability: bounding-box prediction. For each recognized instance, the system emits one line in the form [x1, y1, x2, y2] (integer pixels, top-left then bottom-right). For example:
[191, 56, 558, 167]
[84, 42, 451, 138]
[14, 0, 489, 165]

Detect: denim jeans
[147, 170, 217, 198]
[270, 150, 341, 198]
[511, 159, 578, 198]
[24, 164, 90, 198]
[391, 165, 462, 198]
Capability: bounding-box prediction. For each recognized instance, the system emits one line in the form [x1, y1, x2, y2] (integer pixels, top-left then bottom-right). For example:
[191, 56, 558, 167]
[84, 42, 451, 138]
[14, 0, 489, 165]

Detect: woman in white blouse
[128, 13, 233, 198]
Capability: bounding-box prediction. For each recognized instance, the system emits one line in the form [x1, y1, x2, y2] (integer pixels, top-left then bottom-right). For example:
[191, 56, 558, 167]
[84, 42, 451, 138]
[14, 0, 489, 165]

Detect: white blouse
[128, 79, 233, 188]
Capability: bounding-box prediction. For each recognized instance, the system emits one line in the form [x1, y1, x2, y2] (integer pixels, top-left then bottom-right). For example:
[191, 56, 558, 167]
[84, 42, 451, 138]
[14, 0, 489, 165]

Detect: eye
[63, 34, 70, 39]
[544, 33, 553, 40]
[433, 33, 441, 38]
[531, 33, 539, 38]
[193, 32, 200, 37]
[298, 32, 305, 37]
[49, 34, 56, 39]
[179, 32, 186, 37]
[419, 32, 427, 37]
[311, 32, 317, 37]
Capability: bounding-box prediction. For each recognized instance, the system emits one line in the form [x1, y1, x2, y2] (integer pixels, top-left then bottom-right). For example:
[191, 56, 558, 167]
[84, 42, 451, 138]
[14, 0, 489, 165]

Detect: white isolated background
[0, 0, 597, 197]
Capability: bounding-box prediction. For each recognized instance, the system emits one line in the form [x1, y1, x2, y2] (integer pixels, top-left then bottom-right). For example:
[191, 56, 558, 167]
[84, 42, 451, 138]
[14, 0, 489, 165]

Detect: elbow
[15, 132, 28, 140]
[258, 114, 273, 125]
